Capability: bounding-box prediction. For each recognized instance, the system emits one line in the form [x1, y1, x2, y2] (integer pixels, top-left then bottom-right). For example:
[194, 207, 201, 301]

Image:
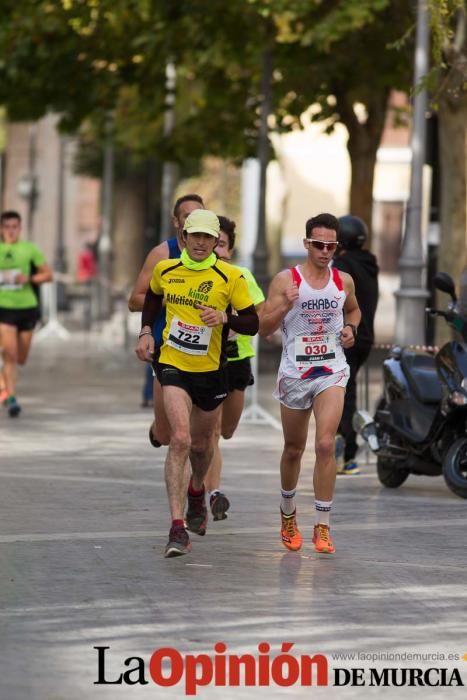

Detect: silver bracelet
[139, 330, 152, 338]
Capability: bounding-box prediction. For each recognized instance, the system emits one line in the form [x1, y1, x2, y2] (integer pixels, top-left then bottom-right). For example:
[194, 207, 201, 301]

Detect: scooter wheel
[377, 456, 409, 488]
[442, 437, 467, 499]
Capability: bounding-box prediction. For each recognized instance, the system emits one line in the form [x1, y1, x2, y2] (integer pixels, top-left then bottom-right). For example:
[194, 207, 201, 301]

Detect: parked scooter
[354, 272, 467, 498]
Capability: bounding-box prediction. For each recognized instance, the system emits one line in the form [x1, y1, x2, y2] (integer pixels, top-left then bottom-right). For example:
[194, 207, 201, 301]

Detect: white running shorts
[273, 367, 349, 410]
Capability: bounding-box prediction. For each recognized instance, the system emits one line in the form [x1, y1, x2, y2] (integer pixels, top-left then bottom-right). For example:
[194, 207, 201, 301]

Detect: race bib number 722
[167, 316, 212, 355]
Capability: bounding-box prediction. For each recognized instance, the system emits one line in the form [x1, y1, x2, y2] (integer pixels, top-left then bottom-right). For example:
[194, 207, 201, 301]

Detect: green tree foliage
[428, 0, 466, 96]
[0, 2, 412, 144]
[0, 0, 416, 224]
[0, 1, 167, 135]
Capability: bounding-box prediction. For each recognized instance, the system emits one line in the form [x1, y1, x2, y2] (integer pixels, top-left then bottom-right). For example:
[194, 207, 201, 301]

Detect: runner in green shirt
[0, 210, 53, 416]
[204, 215, 265, 521]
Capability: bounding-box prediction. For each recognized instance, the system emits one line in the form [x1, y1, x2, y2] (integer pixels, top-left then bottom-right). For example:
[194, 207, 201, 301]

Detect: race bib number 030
[167, 316, 212, 355]
[295, 334, 336, 370]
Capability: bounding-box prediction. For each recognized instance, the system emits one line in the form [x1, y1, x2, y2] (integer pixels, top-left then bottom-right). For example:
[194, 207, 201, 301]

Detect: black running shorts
[156, 363, 228, 412]
[226, 357, 254, 392]
[0, 307, 40, 331]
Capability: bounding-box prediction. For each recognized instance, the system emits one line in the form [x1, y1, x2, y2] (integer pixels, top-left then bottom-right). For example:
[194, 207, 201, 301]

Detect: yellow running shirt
[150, 258, 253, 372]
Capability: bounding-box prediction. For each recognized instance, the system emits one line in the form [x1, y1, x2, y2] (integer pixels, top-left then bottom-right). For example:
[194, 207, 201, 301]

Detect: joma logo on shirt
[168, 278, 186, 284]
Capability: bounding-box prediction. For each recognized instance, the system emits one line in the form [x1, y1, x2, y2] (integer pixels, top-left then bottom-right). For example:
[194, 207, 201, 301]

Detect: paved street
[1, 331, 466, 699]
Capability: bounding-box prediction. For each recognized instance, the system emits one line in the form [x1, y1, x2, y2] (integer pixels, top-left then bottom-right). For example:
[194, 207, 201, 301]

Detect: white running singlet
[278, 265, 348, 380]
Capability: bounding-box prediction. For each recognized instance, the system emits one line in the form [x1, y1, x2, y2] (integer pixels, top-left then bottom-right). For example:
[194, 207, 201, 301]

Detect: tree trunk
[335, 89, 390, 247]
[437, 32, 467, 344]
[347, 137, 378, 236]
[112, 174, 146, 292]
[438, 94, 467, 283]
[254, 47, 273, 294]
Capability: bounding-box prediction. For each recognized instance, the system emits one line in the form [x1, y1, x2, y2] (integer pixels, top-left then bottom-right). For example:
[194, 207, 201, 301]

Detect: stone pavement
[1, 331, 466, 700]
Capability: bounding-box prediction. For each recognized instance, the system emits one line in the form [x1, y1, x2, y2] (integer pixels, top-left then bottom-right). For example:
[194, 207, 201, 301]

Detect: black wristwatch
[344, 323, 358, 339]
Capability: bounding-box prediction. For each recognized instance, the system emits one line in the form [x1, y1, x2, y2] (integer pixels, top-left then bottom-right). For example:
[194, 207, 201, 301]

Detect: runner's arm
[128, 241, 169, 312]
[226, 305, 258, 335]
[30, 262, 53, 284]
[341, 273, 361, 348]
[342, 273, 361, 328]
[259, 271, 298, 337]
[15, 262, 53, 285]
[196, 303, 258, 335]
[141, 286, 163, 331]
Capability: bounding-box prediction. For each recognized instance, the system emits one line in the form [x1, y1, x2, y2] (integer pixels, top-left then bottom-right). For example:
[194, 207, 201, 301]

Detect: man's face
[214, 230, 232, 261]
[184, 231, 217, 261]
[173, 201, 203, 234]
[304, 226, 338, 269]
[1, 217, 21, 244]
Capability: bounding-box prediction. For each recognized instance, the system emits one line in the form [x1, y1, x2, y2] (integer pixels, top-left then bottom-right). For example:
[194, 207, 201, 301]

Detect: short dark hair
[305, 213, 339, 238]
[217, 215, 236, 250]
[1, 210, 21, 224]
[173, 194, 204, 217]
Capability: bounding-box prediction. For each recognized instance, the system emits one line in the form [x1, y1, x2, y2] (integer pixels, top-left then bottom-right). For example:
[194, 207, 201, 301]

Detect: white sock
[315, 499, 332, 526]
[281, 488, 296, 515]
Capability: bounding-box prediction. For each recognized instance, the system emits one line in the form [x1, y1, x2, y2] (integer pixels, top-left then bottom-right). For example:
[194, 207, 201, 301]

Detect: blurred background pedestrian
[333, 215, 379, 474]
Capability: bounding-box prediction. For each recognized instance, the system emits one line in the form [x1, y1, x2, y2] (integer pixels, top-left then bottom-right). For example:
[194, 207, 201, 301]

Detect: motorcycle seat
[400, 351, 442, 404]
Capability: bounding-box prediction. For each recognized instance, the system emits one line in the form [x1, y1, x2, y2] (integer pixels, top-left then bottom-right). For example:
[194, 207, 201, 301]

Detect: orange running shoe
[313, 523, 335, 553]
[280, 509, 302, 551]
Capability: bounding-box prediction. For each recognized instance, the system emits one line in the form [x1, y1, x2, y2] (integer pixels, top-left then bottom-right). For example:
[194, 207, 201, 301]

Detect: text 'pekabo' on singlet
[278, 265, 348, 380]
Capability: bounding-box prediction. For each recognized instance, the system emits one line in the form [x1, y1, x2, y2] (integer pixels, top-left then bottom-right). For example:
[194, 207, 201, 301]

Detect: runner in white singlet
[260, 213, 361, 555]
[275, 264, 349, 409]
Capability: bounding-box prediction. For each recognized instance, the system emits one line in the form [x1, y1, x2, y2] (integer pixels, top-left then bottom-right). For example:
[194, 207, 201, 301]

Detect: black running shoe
[6, 397, 21, 418]
[148, 425, 161, 448]
[185, 485, 208, 536]
[164, 526, 191, 558]
[210, 492, 230, 521]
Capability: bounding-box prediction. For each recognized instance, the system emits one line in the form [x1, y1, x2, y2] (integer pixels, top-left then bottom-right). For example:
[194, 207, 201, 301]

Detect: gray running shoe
[185, 486, 208, 536]
[164, 526, 191, 558]
[210, 492, 230, 521]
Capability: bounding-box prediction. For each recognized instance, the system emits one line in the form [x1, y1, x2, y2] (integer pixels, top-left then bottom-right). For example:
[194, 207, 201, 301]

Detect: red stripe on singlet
[290, 266, 302, 288]
[331, 266, 343, 291]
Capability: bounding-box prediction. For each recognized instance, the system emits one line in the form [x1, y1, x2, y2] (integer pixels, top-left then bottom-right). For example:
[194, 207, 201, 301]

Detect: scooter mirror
[434, 272, 457, 301]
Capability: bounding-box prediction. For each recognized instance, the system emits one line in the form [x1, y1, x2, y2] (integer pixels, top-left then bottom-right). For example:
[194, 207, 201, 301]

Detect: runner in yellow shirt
[135, 209, 258, 558]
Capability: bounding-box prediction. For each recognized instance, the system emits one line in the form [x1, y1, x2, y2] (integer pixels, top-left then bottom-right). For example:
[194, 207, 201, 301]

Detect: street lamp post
[17, 124, 39, 241]
[394, 0, 430, 345]
[159, 62, 178, 240]
[98, 117, 114, 319]
[26, 124, 38, 240]
[253, 48, 272, 294]
[54, 135, 69, 309]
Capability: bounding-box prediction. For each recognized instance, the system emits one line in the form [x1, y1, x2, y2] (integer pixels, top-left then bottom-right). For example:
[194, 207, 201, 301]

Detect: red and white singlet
[278, 265, 348, 380]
